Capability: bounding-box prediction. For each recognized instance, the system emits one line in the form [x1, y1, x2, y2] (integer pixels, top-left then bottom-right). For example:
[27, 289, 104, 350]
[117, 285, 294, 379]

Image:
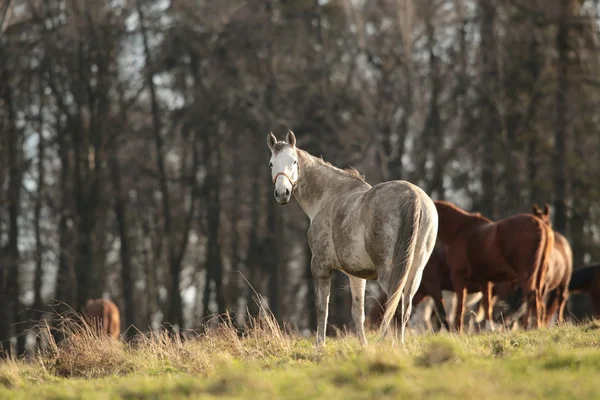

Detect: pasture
[2, 316, 600, 399]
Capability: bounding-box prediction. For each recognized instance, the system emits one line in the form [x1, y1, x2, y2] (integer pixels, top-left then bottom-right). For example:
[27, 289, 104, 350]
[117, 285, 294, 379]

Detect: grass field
[1, 316, 600, 399]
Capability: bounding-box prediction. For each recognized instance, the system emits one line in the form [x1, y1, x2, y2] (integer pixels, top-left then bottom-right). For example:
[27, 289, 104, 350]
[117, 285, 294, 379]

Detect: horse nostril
[285, 189, 290, 196]
[274, 189, 278, 197]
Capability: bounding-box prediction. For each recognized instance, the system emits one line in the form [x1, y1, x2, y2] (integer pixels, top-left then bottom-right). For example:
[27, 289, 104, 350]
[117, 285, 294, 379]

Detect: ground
[1, 318, 600, 399]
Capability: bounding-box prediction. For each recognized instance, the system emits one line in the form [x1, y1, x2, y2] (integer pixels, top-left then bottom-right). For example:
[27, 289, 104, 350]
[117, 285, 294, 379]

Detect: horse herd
[267, 130, 600, 347]
[80, 130, 600, 347]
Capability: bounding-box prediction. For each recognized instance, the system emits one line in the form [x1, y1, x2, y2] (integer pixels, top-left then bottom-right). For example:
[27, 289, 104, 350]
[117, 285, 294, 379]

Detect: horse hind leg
[431, 292, 450, 332]
[536, 288, 546, 328]
[347, 274, 367, 345]
[544, 290, 560, 326]
[399, 233, 435, 343]
[556, 285, 569, 324]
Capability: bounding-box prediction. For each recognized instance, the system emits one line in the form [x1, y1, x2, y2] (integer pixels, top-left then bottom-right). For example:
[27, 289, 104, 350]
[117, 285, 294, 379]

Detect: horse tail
[534, 221, 554, 296]
[111, 308, 121, 339]
[378, 192, 422, 337]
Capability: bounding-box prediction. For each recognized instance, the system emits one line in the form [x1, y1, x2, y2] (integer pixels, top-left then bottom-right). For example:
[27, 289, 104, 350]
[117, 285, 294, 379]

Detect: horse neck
[293, 150, 367, 220]
[437, 206, 487, 243]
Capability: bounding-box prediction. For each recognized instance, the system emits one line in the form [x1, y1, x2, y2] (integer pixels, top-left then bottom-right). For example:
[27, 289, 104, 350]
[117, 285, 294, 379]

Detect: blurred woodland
[1, 0, 600, 355]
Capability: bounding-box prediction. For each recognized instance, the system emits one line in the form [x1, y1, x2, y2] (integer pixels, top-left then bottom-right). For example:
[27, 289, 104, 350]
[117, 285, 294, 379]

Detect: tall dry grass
[0, 301, 308, 388]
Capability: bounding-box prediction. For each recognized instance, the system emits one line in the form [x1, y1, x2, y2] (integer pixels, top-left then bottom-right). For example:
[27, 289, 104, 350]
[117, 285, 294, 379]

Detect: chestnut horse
[531, 204, 573, 325]
[569, 263, 600, 319]
[434, 201, 554, 333]
[84, 298, 121, 339]
[367, 240, 482, 331]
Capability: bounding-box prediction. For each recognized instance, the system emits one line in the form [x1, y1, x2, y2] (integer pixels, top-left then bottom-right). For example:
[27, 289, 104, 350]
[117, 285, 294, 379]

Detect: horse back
[461, 215, 545, 283]
[85, 299, 121, 338]
[327, 180, 425, 278]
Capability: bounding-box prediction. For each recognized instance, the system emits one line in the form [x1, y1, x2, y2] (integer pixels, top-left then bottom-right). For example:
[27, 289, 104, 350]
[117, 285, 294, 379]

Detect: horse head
[267, 130, 299, 205]
[532, 203, 551, 226]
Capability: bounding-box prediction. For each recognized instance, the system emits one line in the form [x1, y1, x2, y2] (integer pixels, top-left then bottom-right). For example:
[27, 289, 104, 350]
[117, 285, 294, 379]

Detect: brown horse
[367, 240, 482, 331]
[84, 298, 121, 339]
[531, 204, 573, 325]
[569, 263, 600, 319]
[434, 200, 554, 333]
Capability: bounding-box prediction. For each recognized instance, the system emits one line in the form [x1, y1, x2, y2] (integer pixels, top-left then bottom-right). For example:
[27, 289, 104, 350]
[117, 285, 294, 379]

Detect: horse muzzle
[274, 187, 291, 205]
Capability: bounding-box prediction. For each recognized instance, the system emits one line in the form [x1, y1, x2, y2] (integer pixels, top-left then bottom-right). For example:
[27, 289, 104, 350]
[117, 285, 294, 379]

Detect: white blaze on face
[270, 147, 298, 203]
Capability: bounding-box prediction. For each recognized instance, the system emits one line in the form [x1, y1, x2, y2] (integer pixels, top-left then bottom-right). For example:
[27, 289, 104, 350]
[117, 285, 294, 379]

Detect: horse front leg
[452, 286, 467, 334]
[312, 261, 332, 350]
[347, 274, 367, 346]
[481, 282, 495, 331]
[451, 270, 468, 334]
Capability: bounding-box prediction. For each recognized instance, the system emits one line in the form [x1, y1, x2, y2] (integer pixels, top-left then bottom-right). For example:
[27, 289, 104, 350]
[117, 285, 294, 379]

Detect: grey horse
[267, 130, 438, 347]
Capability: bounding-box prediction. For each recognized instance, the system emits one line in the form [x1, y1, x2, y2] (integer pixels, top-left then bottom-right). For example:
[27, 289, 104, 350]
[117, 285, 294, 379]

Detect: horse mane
[300, 149, 366, 182]
[274, 144, 366, 182]
[343, 167, 366, 181]
[435, 200, 491, 222]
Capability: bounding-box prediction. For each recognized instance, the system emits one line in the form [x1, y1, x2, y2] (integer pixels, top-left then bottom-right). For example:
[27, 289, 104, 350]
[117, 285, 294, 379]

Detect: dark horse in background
[569, 263, 600, 319]
[434, 201, 554, 333]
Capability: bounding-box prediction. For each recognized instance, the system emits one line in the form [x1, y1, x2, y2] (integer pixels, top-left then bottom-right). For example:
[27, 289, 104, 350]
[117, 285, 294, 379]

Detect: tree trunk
[1, 66, 21, 356]
[200, 132, 226, 322]
[228, 174, 242, 327]
[52, 117, 74, 346]
[553, 0, 569, 234]
[110, 152, 136, 339]
[424, 16, 443, 198]
[266, 202, 282, 323]
[245, 142, 265, 320]
[55, 121, 75, 307]
[33, 102, 45, 313]
[137, 0, 181, 330]
[479, 0, 499, 219]
[32, 82, 46, 352]
[526, 36, 542, 206]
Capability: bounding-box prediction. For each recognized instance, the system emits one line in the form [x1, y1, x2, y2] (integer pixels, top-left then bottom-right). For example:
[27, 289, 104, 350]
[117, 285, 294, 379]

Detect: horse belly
[468, 238, 517, 283]
[337, 241, 377, 280]
[471, 262, 517, 283]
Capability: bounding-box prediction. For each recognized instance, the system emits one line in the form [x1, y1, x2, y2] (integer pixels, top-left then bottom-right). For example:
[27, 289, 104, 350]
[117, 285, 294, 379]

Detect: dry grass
[1, 308, 600, 399]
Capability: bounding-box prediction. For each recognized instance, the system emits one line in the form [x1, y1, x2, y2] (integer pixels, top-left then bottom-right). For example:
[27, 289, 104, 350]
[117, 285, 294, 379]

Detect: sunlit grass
[1, 310, 600, 399]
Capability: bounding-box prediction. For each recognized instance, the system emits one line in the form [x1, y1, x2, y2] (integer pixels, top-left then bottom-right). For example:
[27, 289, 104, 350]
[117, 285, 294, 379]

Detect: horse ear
[543, 204, 550, 215]
[286, 130, 297, 148]
[267, 132, 277, 152]
[532, 204, 540, 214]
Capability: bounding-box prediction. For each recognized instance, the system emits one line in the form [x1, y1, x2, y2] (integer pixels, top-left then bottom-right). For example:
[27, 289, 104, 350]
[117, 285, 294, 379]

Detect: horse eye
[293, 160, 297, 165]
[269, 162, 273, 168]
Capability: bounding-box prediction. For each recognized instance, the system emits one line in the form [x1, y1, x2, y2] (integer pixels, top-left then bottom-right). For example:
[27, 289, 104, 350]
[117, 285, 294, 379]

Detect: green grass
[2, 317, 600, 399]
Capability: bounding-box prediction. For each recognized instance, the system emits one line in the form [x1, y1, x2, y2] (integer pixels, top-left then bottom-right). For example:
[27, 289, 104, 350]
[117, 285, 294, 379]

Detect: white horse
[267, 130, 438, 347]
